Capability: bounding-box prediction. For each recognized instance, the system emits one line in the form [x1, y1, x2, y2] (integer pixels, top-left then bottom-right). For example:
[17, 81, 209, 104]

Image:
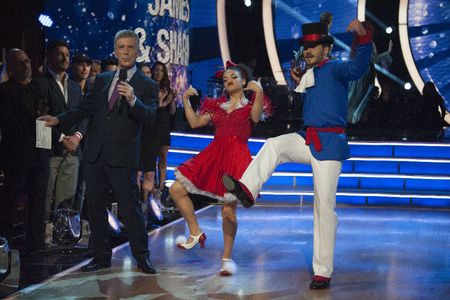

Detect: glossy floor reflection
[8, 205, 450, 299]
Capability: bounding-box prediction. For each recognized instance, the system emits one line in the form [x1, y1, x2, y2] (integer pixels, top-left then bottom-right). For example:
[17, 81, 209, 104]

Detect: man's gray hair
[114, 30, 139, 47]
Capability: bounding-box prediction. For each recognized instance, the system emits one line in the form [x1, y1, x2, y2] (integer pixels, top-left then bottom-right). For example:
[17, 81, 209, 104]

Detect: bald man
[0, 49, 47, 252]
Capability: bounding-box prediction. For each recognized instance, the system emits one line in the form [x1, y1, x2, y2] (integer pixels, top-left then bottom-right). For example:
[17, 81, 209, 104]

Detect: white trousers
[240, 133, 342, 278]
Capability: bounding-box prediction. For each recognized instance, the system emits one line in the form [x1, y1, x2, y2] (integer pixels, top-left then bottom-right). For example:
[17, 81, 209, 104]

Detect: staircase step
[165, 167, 450, 192]
[264, 173, 450, 192]
[167, 149, 450, 176]
[171, 133, 450, 159]
[257, 187, 450, 207]
[165, 133, 450, 208]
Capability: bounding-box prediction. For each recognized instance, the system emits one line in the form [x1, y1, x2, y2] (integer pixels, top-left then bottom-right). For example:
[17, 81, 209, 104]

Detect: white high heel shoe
[220, 258, 237, 276]
[176, 232, 207, 250]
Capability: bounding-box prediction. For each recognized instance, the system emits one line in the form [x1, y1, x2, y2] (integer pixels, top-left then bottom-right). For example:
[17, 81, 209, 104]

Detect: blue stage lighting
[38, 14, 53, 27]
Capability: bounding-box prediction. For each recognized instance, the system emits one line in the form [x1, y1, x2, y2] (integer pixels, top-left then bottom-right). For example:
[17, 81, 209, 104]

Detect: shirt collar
[48, 69, 69, 82]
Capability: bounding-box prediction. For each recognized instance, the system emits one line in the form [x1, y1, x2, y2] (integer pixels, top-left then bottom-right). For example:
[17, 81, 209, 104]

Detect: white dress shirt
[48, 69, 69, 103]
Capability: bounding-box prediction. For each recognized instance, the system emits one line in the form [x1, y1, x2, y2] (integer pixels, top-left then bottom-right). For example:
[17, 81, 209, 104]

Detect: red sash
[305, 127, 345, 152]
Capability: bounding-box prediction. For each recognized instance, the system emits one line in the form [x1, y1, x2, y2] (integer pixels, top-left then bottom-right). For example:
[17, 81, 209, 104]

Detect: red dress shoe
[176, 232, 207, 250]
[309, 275, 331, 289]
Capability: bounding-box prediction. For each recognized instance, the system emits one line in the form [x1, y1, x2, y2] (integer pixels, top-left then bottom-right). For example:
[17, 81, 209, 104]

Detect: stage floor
[9, 205, 450, 299]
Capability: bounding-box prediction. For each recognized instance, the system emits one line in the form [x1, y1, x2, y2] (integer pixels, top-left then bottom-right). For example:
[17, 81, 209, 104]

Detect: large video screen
[188, 1, 222, 98]
[43, 0, 222, 103]
[44, 0, 191, 104]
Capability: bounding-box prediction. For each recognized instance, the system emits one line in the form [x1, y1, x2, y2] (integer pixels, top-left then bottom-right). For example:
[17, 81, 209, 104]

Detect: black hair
[101, 57, 118, 71]
[46, 40, 69, 56]
[224, 63, 254, 85]
[151, 61, 171, 92]
[320, 12, 333, 25]
[140, 62, 152, 70]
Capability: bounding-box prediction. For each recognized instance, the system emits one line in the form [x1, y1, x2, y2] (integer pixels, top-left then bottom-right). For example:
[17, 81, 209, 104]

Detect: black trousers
[85, 150, 149, 263]
[0, 149, 47, 251]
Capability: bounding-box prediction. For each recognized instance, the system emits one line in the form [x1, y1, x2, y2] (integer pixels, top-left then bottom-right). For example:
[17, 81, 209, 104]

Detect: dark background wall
[225, 1, 272, 78]
[0, 0, 45, 75]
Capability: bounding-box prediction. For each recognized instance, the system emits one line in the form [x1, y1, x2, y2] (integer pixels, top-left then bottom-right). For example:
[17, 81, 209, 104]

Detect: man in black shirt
[0, 48, 47, 252]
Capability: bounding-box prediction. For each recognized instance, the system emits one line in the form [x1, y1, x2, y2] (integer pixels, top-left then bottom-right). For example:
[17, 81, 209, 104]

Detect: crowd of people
[357, 81, 449, 139]
[0, 31, 176, 267]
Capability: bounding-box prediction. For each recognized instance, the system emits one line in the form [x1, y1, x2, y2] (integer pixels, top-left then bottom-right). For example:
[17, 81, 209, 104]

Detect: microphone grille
[119, 69, 127, 81]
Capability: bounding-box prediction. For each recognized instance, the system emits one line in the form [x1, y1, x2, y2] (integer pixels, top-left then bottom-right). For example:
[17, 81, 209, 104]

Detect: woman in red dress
[169, 62, 265, 275]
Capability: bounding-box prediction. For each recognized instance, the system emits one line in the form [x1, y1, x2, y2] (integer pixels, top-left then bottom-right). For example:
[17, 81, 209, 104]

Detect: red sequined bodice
[199, 97, 252, 143]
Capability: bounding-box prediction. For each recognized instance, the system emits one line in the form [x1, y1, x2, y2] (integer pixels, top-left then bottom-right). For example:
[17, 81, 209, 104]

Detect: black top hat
[72, 52, 92, 65]
[299, 22, 334, 47]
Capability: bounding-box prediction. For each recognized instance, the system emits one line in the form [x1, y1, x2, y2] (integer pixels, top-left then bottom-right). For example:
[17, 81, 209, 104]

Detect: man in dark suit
[40, 30, 161, 274]
[0, 48, 47, 252]
[34, 41, 87, 221]
[71, 52, 93, 215]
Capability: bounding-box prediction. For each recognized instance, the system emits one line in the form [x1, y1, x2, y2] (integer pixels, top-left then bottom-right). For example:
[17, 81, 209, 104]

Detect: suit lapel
[67, 81, 78, 109]
[128, 71, 143, 98]
[100, 69, 141, 113]
[46, 73, 68, 109]
[128, 70, 139, 87]
[101, 72, 116, 105]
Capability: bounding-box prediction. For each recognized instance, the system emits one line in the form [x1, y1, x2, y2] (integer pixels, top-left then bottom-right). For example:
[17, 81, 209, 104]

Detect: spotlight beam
[275, 0, 355, 52]
[365, 10, 391, 32]
[374, 64, 405, 85]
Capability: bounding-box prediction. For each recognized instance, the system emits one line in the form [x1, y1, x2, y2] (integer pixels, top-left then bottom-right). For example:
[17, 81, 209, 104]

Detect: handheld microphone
[118, 69, 127, 113]
[297, 46, 306, 72]
[299, 46, 304, 59]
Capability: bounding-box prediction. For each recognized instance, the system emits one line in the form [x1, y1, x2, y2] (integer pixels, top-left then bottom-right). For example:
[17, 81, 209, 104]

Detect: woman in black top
[138, 62, 157, 200]
[421, 82, 447, 132]
[152, 62, 176, 191]
[138, 62, 176, 201]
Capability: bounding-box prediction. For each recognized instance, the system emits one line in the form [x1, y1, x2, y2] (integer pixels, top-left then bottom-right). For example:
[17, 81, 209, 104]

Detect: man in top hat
[223, 20, 372, 289]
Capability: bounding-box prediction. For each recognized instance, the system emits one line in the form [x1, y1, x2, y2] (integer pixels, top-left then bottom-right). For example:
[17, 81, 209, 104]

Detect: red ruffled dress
[174, 96, 254, 202]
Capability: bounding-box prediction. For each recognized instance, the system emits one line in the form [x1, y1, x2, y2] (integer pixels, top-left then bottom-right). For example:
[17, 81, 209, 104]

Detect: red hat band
[301, 34, 323, 42]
